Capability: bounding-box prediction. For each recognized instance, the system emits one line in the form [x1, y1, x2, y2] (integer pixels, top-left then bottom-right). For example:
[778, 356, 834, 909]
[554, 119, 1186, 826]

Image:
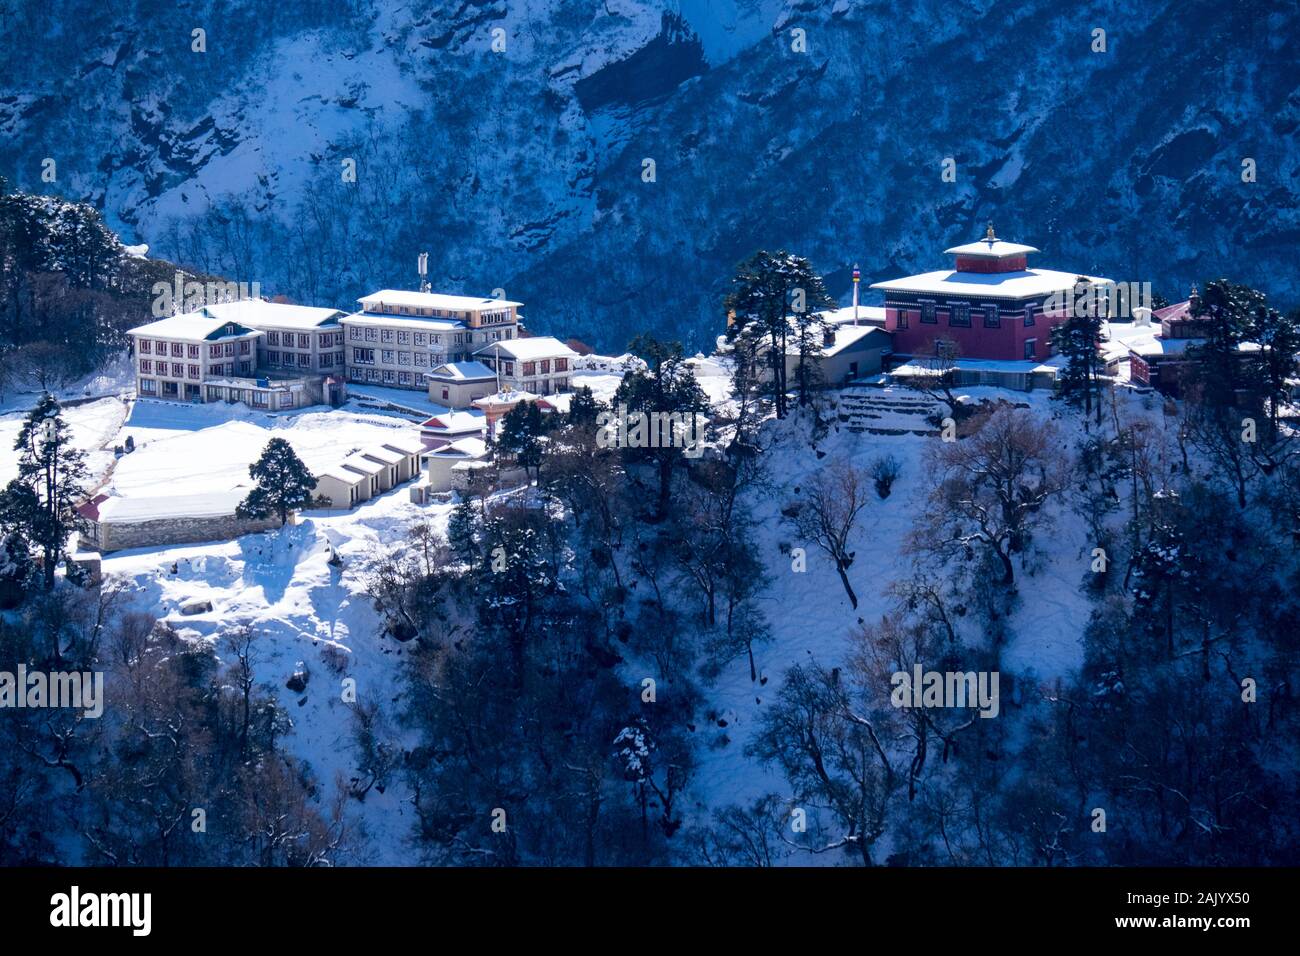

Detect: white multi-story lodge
[130, 287, 579, 411]
[339, 290, 524, 391]
[128, 301, 349, 409]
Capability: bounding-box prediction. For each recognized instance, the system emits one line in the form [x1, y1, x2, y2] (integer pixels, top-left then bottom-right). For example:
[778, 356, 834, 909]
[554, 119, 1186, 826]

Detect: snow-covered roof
[870, 269, 1111, 301]
[424, 360, 497, 381]
[537, 392, 573, 413]
[363, 446, 406, 465]
[128, 309, 262, 342]
[893, 356, 1057, 375]
[205, 300, 343, 330]
[340, 454, 386, 476]
[1102, 320, 1163, 360]
[451, 459, 493, 472]
[473, 389, 540, 407]
[314, 464, 366, 484]
[821, 324, 890, 357]
[339, 311, 465, 331]
[1125, 333, 1205, 358]
[382, 436, 428, 455]
[943, 239, 1040, 258]
[822, 305, 887, 326]
[474, 336, 579, 362]
[95, 488, 252, 523]
[430, 437, 488, 459]
[356, 290, 523, 311]
[420, 410, 486, 434]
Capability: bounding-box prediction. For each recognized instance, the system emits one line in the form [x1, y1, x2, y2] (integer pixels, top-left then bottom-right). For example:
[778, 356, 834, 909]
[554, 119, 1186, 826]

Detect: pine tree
[615, 335, 708, 519]
[1051, 277, 1106, 427]
[236, 438, 319, 527]
[1243, 304, 1300, 449]
[565, 385, 602, 431]
[725, 321, 765, 445]
[496, 400, 547, 481]
[1187, 279, 1261, 406]
[0, 393, 88, 591]
[1184, 280, 1267, 507]
[724, 250, 834, 418]
[446, 496, 479, 565]
[0, 531, 35, 608]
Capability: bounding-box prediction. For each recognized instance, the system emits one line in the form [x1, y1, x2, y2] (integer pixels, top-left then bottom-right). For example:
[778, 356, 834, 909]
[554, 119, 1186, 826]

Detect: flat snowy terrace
[111, 402, 427, 501]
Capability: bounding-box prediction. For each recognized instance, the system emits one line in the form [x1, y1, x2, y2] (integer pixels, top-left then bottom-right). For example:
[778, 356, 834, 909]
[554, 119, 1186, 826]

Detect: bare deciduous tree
[785, 462, 874, 608]
[911, 407, 1069, 586]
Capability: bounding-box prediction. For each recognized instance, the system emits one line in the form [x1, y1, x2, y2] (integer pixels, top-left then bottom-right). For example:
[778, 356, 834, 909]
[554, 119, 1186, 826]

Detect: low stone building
[76, 489, 280, 553]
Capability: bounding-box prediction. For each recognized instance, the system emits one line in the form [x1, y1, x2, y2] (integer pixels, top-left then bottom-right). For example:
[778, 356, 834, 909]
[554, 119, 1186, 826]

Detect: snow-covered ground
[111, 402, 426, 501]
[34, 373, 1168, 862]
[681, 384, 1169, 829]
[99, 487, 448, 864]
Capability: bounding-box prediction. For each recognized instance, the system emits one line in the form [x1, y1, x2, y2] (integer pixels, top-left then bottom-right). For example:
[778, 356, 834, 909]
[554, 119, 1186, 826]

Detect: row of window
[352, 348, 441, 368]
[265, 330, 340, 348]
[375, 305, 471, 319]
[266, 351, 346, 369]
[345, 326, 515, 346]
[372, 305, 515, 322]
[349, 367, 417, 386]
[138, 339, 252, 358]
[480, 357, 570, 376]
[207, 386, 295, 408]
[895, 302, 1036, 330]
[139, 359, 269, 379]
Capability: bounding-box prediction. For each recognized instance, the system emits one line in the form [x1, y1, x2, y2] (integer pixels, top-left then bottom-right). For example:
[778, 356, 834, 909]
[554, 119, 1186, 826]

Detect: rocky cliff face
[2, 0, 1296, 351]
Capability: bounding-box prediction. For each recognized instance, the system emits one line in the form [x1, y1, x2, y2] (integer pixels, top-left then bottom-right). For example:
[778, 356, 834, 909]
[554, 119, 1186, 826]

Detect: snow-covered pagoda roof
[871, 268, 1112, 301]
[943, 238, 1041, 258]
[944, 224, 1039, 258]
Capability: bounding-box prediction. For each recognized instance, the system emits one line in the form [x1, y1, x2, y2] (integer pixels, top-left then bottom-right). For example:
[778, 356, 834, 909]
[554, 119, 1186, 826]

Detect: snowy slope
[70, 379, 1167, 863]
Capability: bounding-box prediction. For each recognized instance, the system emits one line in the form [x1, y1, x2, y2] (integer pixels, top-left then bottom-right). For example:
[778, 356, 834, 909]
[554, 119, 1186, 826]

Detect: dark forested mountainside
[1, 1, 1296, 351]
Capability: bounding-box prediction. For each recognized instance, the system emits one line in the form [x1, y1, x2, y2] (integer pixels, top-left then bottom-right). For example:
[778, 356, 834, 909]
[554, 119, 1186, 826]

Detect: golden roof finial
[985, 221, 996, 242]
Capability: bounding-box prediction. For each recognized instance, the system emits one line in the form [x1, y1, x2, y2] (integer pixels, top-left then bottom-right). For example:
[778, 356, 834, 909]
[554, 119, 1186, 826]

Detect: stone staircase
[835, 384, 947, 436]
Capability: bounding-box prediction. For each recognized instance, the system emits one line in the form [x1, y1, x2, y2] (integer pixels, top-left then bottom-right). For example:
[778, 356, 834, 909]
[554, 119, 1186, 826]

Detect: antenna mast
[417, 252, 430, 294]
